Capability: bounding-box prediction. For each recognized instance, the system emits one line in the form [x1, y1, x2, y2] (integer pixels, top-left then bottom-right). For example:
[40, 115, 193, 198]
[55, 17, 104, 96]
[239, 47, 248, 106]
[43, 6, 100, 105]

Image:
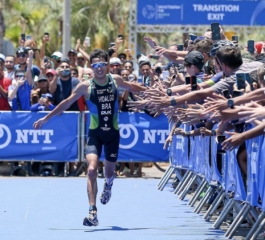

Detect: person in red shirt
[0, 54, 11, 110]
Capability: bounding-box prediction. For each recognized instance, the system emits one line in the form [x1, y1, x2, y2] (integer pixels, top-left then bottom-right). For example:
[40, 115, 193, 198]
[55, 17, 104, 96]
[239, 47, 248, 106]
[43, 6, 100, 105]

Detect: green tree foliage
[3, 0, 130, 55]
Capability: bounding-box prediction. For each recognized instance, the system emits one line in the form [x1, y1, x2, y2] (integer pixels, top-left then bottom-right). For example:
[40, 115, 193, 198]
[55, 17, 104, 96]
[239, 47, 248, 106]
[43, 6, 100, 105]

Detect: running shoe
[83, 208, 99, 227]
[100, 179, 112, 205]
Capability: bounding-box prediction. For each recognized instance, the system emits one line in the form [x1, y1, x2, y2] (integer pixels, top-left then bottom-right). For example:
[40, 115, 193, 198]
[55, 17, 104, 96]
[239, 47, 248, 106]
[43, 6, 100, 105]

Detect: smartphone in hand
[110, 42, 115, 47]
[185, 76, 190, 85]
[236, 73, 246, 90]
[222, 89, 230, 99]
[217, 135, 226, 143]
[177, 44, 184, 51]
[191, 76, 197, 91]
[118, 34, 123, 39]
[85, 37, 90, 47]
[247, 40, 255, 54]
[245, 73, 254, 91]
[211, 22, 221, 41]
[232, 35, 238, 42]
[189, 34, 197, 41]
[150, 55, 160, 60]
[233, 90, 244, 98]
[162, 71, 169, 81]
[21, 33, 26, 42]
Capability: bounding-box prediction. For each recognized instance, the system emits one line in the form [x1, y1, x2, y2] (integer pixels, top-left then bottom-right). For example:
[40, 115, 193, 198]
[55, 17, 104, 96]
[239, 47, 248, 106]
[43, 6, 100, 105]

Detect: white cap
[0, 53, 5, 62]
[51, 51, 63, 59]
[110, 57, 122, 65]
[138, 54, 150, 64]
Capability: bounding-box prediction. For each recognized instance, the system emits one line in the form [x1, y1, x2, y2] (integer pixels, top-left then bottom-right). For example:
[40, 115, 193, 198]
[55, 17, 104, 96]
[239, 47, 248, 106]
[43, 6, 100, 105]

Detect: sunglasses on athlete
[91, 62, 108, 69]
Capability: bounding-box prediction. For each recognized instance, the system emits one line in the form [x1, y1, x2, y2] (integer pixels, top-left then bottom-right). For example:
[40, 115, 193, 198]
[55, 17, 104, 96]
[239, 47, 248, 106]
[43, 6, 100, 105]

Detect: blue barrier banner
[137, 0, 265, 26]
[85, 112, 169, 162]
[259, 138, 265, 210]
[246, 135, 263, 206]
[0, 112, 78, 161]
[171, 124, 189, 168]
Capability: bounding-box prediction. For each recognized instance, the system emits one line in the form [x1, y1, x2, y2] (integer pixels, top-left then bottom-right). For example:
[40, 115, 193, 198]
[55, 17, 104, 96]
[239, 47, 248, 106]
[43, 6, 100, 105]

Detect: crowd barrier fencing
[0, 111, 170, 163]
[157, 123, 265, 240]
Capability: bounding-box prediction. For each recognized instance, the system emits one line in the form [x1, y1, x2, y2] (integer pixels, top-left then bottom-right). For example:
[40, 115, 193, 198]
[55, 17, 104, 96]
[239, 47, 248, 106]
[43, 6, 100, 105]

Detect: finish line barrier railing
[0, 111, 169, 162]
[157, 123, 265, 240]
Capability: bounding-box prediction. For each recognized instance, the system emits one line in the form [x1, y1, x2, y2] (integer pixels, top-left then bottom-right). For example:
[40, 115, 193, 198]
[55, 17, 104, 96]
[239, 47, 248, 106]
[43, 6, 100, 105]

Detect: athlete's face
[91, 57, 108, 79]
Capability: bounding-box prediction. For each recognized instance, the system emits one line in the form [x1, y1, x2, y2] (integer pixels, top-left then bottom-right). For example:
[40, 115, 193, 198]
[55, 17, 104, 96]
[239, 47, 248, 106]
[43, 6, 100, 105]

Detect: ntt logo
[0, 124, 11, 149]
[119, 124, 139, 149]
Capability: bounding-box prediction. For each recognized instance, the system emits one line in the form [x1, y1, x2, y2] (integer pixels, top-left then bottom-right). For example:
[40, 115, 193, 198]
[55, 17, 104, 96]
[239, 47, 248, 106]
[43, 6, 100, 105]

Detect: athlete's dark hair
[90, 49, 108, 62]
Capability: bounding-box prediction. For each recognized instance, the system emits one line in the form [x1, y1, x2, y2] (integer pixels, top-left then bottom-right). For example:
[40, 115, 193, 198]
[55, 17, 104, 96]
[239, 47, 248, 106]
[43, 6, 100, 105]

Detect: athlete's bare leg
[104, 161, 116, 184]
[86, 153, 99, 206]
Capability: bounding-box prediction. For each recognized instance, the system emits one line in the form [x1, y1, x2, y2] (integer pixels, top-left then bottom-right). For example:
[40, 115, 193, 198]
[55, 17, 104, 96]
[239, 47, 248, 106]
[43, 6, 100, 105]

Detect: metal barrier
[157, 123, 265, 239]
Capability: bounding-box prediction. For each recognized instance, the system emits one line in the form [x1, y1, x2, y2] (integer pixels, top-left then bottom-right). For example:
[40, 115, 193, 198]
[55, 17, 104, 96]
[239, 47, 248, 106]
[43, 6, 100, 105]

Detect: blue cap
[45, 93, 53, 99]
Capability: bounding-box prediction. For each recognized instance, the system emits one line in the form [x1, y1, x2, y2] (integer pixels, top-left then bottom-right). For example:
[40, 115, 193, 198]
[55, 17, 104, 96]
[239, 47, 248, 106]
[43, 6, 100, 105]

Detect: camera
[155, 66, 162, 75]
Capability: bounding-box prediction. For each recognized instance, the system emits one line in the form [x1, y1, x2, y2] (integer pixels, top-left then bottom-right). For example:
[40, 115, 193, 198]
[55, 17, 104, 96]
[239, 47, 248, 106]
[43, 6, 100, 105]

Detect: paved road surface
[0, 177, 227, 240]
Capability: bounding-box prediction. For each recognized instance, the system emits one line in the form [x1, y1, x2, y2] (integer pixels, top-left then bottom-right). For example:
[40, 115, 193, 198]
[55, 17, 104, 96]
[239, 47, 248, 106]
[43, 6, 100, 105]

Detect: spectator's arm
[8, 85, 19, 100]
[40, 35, 49, 59]
[49, 72, 60, 94]
[26, 50, 34, 86]
[234, 87, 265, 106]
[34, 49, 41, 68]
[75, 38, 91, 68]
[46, 103, 55, 111]
[0, 85, 7, 98]
[31, 39, 41, 68]
[78, 48, 91, 67]
[30, 103, 41, 111]
[78, 67, 84, 82]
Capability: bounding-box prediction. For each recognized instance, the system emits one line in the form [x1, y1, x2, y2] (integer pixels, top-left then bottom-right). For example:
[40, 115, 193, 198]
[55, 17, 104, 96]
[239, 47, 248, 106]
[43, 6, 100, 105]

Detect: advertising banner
[86, 112, 170, 162]
[137, 0, 265, 26]
[0, 112, 78, 161]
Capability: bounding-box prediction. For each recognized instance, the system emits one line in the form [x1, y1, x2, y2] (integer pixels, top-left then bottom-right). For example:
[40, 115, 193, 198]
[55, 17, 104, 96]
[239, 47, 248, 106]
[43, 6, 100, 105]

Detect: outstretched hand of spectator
[203, 93, 228, 114]
[19, 37, 25, 47]
[163, 134, 173, 150]
[222, 131, 244, 151]
[127, 95, 150, 111]
[115, 37, 123, 47]
[143, 36, 157, 49]
[200, 127, 212, 137]
[238, 102, 265, 122]
[42, 35, 49, 44]
[76, 38, 81, 52]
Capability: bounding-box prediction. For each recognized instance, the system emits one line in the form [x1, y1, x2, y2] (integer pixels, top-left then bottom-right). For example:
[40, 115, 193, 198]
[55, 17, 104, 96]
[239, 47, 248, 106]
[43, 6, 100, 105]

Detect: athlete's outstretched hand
[33, 117, 49, 129]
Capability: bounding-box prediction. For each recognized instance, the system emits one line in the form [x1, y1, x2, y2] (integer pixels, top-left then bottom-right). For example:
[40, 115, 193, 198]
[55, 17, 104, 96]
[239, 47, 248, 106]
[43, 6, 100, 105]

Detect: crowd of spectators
[1, 26, 265, 180]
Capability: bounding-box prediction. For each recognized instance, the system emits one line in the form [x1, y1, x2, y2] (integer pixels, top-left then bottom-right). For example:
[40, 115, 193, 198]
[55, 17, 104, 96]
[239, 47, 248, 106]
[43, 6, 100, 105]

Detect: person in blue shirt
[30, 93, 55, 111]
[14, 47, 40, 79]
[8, 50, 34, 111]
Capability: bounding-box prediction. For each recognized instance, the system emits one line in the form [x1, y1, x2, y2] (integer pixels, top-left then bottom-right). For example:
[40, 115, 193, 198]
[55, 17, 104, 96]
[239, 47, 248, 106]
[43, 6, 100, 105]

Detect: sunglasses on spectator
[17, 54, 26, 58]
[46, 74, 54, 77]
[71, 72, 78, 76]
[78, 58, 85, 61]
[15, 74, 25, 78]
[52, 56, 61, 60]
[38, 80, 47, 83]
[91, 62, 108, 69]
[110, 64, 120, 68]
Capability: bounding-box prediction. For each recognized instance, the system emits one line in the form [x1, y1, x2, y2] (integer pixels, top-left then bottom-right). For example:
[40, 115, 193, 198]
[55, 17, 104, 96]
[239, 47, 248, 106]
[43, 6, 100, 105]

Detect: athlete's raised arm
[112, 74, 147, 93]
[33, 81, 89, 129]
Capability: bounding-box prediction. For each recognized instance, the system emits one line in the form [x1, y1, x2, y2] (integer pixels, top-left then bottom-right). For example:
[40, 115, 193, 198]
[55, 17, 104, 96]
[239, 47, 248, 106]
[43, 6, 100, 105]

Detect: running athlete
[33, 49, 147, 226]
